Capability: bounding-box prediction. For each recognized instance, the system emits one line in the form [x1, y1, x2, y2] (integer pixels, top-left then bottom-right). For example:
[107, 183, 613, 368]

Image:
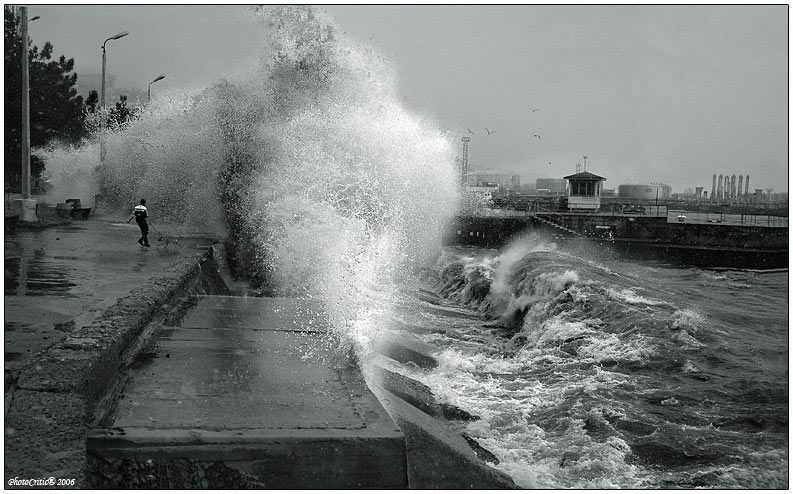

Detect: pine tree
[4, 6, 86, 192]
[107, 94, 140, 131]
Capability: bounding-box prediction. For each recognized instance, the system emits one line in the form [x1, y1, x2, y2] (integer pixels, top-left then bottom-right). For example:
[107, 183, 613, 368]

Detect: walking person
[127, 199, 151, 247]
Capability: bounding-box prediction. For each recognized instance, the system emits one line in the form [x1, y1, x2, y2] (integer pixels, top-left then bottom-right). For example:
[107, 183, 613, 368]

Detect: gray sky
[26, 3, 788, 193]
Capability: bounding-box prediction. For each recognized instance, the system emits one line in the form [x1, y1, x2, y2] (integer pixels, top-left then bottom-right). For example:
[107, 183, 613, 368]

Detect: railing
[666, 210, 789, 227]
[463, 205, 788, 228]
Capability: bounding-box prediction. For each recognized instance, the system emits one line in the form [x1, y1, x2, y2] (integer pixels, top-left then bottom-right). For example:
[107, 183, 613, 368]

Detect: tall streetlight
[19, 8, 40, 199]
[99, 30, 128, 166]
[147, 74, 165, 102]
[101, 30, 129, 108]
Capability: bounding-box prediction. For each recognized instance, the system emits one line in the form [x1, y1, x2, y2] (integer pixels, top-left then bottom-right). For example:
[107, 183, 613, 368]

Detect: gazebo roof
[563, 171, 606, 181]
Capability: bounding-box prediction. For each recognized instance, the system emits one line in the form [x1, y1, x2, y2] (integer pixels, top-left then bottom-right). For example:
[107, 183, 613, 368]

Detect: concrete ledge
[87, 428, 407, 489]
[87, 456, 265, 489]
[372, 365, 479, 422]
[369, 384, 517, 489]
[374, 332, 439, 370]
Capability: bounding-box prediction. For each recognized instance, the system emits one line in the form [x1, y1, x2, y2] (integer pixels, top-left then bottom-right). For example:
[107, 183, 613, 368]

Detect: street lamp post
[99, 30, 128, 165]
[101, 30, 129, 108]
[147, 74, 166, 102]
[19, 8, 39, 199]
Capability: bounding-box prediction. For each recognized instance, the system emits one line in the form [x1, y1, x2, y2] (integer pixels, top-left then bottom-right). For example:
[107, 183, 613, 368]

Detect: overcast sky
[25, 3, 788, 193]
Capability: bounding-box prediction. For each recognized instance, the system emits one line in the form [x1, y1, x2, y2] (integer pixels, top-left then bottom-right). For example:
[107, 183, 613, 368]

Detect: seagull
[486, 127, 495, 135]
[467, 128, 474, 135]
[532, 134, 541, 140]
[531, 108, 540, 112]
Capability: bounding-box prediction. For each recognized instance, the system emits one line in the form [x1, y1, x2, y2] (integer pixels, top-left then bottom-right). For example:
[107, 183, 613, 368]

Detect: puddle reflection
[4, 248, 77, 297]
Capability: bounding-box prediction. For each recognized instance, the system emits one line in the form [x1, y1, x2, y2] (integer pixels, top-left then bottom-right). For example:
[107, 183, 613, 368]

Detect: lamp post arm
[147, 75, 166, 102]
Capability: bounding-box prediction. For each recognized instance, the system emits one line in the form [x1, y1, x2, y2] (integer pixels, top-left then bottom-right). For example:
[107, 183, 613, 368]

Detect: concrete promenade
[4, 214, 221, 486]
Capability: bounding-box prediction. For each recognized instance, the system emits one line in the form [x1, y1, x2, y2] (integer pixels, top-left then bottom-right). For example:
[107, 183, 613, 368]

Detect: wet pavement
[4, 214, 218, 384]
[87, 295, 407, 489]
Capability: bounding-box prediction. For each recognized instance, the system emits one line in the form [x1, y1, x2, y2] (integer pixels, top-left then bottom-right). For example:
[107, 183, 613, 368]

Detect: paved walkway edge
[4, 243, 227, 488]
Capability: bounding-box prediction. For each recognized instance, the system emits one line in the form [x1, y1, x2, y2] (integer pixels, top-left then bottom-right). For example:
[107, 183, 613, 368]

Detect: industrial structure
[710, 173, 751, 203]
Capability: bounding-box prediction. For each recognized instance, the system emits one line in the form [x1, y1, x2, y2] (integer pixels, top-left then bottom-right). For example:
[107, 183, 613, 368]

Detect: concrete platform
[87, 296, 407, 489]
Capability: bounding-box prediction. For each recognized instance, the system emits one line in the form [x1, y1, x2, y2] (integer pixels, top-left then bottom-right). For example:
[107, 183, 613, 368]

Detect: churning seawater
[386, 237, 788, 489]
[36, 6, 787, 489]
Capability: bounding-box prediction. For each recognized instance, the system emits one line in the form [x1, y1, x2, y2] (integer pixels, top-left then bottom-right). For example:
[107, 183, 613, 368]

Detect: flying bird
[531, 108, 540, 112]
[467, 128, 474, 135]
[532, 134, 541, 140]
[486, 127, 495, 135]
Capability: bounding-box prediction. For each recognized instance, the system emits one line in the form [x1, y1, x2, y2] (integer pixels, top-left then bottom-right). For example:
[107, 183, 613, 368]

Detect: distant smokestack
[745, 175, 750, 197]
[724, 172, 730, 198]
[737, 175, 744, 200]
[731, 175, 737, 199]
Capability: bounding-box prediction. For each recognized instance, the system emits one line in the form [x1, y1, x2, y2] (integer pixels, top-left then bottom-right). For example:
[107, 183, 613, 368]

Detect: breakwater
[445, 213, 788, 269]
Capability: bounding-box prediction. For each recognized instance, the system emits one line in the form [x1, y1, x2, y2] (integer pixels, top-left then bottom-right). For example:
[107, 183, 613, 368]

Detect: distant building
[520, 183, 537, 194]
[564, 171, 606, 212]
[672, 192, 697, 201]
[535, 178, 567, 194]
[601, 188, 617, 198]
[467, 185, 499, 195]
[75, 73, 104, 100]
[75, 73, 146, 107]
[618, 183, 672, 200]
[467, 172, 520, 190]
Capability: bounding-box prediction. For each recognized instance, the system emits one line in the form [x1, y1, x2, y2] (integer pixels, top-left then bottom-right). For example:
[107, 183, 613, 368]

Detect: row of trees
[4, 6, 138, 193]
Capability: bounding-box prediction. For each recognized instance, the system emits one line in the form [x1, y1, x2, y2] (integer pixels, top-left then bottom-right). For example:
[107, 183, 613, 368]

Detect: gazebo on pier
[564, 171, 606, 212]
